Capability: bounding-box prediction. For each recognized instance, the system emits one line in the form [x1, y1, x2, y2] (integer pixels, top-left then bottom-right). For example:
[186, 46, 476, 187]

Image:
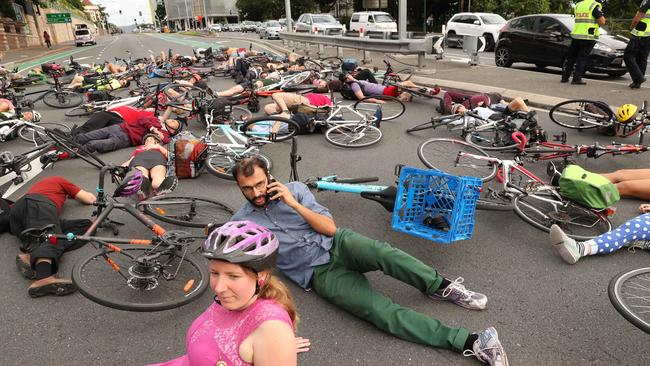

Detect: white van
[74, 28, 96, 47]
[349, 11, 397, 33]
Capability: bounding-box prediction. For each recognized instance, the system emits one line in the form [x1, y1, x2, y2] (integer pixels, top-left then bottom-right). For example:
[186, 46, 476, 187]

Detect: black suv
[494, 14, 628, 77]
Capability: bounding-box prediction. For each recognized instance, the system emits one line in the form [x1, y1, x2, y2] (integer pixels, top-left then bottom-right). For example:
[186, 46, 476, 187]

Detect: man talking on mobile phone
[228, 157, 509, 365]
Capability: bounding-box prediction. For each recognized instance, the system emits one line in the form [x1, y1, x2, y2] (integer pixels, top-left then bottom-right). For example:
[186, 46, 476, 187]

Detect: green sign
[46, 13, 72, 24]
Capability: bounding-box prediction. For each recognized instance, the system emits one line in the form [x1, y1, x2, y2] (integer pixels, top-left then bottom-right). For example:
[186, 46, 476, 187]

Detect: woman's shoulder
[248, 299, 292, 325]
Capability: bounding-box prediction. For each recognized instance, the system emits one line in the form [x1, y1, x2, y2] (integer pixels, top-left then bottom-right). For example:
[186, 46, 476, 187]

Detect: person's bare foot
[28, 276, 76, 298]
[639, 203, 650, 214]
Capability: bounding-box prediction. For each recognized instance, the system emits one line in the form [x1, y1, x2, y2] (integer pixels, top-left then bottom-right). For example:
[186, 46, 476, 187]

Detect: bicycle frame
[0, 140, 58, 198]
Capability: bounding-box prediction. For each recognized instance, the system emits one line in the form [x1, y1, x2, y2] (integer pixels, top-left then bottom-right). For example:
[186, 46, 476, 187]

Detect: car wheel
[495, 46, 513, 67]
[607, 70, 628, 77]
[76, 43, 81, 47]
[483, 34, 495, 51]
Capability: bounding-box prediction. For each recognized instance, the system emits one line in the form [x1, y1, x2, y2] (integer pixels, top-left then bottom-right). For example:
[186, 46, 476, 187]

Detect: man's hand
[267, 180, 299, 208]
[150, 127, 165, 140]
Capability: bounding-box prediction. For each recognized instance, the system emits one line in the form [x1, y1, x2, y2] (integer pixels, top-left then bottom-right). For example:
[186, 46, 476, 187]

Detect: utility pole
[284, 0, 292, 32]
[184, 0, 190, 30]
[201, 0, 208, 28]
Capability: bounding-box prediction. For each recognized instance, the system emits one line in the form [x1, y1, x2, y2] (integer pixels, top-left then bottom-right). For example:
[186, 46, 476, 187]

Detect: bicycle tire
[320, 57, 343, 69]
[417, 138, 497, 182]
[512, 191, 612, 240]
[608, 267, 650, 334]
[11, 75, 43, 86]
[549, 99, 612, 130]
[240, 116, 300, 142]
[395, 68, 413, 81]
[406, 114, 463, 133]
[281, 71, 311, 88]
[64, 105, 93, 117]
[354, 95, 405, 121]
[205, 151, 273, 180]
[141, 196, 234, 228]
[303, 59, 323, 71]
[17, 122, 70, 143]
[464, 129, 520, 151]
[42, 90, 83, 108]
[45, 129, 106, 169]
[325, 124, 382, 148]
[72, 244, 209, 312]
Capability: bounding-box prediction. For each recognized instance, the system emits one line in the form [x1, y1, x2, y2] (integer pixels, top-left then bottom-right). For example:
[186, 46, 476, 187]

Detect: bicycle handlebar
[511, 131, 528, 152]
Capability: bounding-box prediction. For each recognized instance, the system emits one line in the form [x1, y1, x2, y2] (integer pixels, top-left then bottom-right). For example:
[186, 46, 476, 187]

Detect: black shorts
[130, 150, 167, 170]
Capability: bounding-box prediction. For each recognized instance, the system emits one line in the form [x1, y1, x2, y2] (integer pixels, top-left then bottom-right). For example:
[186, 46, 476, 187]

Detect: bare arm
[597, 15, 606, 27]
[251, 321, 297, 366]
[158, 107, 173, 122]
[631, 11, 645, 29]
[74, 189, 97, 205]
[122, 156, 134, 167]
[267, 181, 337, 236]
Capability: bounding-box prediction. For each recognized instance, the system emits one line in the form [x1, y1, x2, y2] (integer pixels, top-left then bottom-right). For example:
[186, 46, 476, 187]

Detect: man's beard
[247, 193, 268, 208]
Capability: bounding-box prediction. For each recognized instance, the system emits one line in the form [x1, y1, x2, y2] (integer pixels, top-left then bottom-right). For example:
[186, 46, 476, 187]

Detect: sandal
[15, 255, 35, 280]
[28, 281, 76, 298]
[639, 203, 650, 214]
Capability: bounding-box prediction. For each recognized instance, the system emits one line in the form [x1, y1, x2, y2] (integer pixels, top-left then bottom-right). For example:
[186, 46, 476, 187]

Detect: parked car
[295, 13, 345, 35]
[242, 21, 258, 32]
[74, 28, 96, 47]
[445, 12, 506, 51]
[349, 11, 397, 34]
[260, 20, 283, 39]
[229, 23, 243, 32]
[279, 18, 295, 28]
[209, 24, 222, 32]
[494, 14, 628, 77]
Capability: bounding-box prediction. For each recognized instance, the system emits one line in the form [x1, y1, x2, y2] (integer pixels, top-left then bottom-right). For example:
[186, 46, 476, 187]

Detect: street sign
[46, 13, 72, 24]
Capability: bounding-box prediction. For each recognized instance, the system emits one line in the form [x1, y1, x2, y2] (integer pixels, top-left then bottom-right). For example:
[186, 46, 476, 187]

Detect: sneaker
[571, 79, 587, 85]
[549, 224, 580, 264]
[430, 277, 488, 310]
[155, 175, 178, 196]
[464, 327, 509, 366]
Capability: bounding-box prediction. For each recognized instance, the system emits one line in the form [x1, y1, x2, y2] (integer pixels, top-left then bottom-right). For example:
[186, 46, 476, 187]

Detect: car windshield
[558, 17, 608, 34]
[267, 21, 281, 27]
[479, 14, 506, 24]
[375, 14, 394, 22]
[76, 30, 90, 35]
[313, 15, 337, 23]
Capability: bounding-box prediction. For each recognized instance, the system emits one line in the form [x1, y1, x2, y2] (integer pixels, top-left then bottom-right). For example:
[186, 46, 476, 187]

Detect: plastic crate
[391, 167, 482, 244]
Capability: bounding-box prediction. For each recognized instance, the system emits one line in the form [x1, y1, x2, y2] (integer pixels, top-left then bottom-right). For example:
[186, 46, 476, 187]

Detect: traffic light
[139, 11, 142, 16]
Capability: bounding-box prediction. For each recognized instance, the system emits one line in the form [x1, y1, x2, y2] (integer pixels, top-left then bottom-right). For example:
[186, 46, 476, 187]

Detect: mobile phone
[266, 175, 277, 201]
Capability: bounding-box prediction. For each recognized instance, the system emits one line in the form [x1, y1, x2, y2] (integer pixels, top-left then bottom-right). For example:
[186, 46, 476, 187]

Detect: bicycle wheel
[231, 106, 253, 122]
[281, 71, 311, 88]
[141, 196, 234, 228]
[240, 116, 300, 142]
[320, 57, 343, 69]
[549, 99, 612, 130]
[17, 123, 70, 143]
[72, 244, 209, 312]
[303, 59, 324, 71]
[42, 90, 83, 108]
[325, 124, 382, 148]
[513, 191, 612, 240]
[205, 150, 273, 180]
[395, 68, 413, 81]
[417, 138, 497, 182]
[608, 267, 650, 334]
[476, 191, 513, 211]
[354, 96, 405, 121]
[464, 129, 519, 151]
[406, 115, 463, 133]
[64, 105, 93, 117]
[11, 75, 43, 86]
[45, 129, 106, 169]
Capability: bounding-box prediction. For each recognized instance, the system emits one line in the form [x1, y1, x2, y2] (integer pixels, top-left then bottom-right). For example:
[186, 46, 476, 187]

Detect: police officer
[562, 0, 607, 85]
[624, 0, 650, 89]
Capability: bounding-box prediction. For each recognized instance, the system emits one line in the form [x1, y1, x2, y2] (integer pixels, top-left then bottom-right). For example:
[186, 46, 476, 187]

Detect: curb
[3, 45, 76, 69]
[189, 33, 565, 110]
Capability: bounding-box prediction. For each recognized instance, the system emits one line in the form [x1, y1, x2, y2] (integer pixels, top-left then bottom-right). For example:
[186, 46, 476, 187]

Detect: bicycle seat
[360, 186, 397, 212]
[19, 224, 55, 253]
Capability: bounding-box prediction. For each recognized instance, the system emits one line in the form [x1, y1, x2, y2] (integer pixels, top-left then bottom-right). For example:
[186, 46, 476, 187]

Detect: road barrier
[279, 31, 434, 67]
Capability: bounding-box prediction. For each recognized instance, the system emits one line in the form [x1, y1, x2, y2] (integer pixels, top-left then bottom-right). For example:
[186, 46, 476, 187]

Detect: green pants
[311, 228, 470, 352]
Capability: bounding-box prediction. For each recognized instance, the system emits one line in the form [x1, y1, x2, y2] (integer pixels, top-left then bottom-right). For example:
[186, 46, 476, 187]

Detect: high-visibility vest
[631, 12, 650, 37]
[572, 0, 601, 40]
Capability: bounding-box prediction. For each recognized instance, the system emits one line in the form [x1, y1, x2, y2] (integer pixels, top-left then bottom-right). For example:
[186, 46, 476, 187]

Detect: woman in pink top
[148, 221, 307, 366]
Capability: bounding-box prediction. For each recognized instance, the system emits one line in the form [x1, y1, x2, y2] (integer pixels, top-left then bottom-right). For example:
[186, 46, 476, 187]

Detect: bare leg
[134, 166, 151, 179]
[507, 97, 529, 112]
[602, 169, 650, 184]
[215, 84, 244, 97]
[615, 179, 650, 200]
[149, 165, 167, 189]
[266, 92, 290, 115]
[67, 74, 84, 89]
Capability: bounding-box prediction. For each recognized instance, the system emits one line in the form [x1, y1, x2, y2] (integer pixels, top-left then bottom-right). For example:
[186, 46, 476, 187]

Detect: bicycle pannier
[558, 165, 620, 209]
[172, 132, 208, 179]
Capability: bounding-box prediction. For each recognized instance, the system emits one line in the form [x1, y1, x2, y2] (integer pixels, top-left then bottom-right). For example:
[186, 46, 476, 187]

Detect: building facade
[165, 0, 239, 30]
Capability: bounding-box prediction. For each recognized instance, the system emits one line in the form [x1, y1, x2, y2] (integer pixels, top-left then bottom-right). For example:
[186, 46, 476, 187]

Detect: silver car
[260, 20, 283, 39]
[295, 13, 344, 35]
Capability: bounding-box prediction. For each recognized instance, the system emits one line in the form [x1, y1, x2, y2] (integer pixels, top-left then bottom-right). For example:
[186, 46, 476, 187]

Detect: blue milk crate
[391, 166, 483, 244]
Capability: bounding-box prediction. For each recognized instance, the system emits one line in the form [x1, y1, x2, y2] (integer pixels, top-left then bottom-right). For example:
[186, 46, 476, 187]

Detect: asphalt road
[2, 33, 649, 366]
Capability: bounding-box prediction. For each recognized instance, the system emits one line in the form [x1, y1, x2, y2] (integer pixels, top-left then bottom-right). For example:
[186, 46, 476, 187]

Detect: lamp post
[184, 0, 190, 30]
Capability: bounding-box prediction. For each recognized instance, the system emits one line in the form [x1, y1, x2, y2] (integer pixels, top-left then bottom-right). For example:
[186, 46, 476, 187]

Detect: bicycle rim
[72, 245, 209, 312]
[18, 123, 70, 143]
[464, 129, 519, 151]
[42, 91, 83, 108]
[325, 124, 382, 148]
[608, 267, 650, 334]
[417, 138, 497, 182]
[549, 100, 612, 130]
[231, 106, 253, 122]
[141, 196, 234, 227]
[64, 105, 92, 117]
[513, 191, 611, 240]
[205, 151, 273, 180]
[321, 57, 342, 69]
[354, 96, 405, 121]
[395, 68, 413, 81]
[240, 116, 300, 142]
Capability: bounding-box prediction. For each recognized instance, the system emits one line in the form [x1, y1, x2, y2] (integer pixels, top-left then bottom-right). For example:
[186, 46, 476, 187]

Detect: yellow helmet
[616, 104, 638, 124]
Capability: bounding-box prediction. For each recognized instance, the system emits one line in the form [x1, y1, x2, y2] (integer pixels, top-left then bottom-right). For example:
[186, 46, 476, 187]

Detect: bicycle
[416, 133, 613, 239]
[20, 164, 233, 312]
[608, 267, 650, 334]
[0, 117, 70, 144]
[549, 99, 650, 134]
[10, 67, 83, 109]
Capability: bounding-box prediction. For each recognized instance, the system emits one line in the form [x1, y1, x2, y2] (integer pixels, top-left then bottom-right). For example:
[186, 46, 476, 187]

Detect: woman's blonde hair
[255, 271, 300, 329]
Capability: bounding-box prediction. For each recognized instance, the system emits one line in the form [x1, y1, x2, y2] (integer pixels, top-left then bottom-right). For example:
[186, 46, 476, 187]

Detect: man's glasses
[241, 180, 267, 194]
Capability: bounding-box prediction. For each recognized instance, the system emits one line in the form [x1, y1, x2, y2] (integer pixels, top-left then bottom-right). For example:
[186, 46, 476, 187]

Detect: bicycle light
[48, 235, 57, 245]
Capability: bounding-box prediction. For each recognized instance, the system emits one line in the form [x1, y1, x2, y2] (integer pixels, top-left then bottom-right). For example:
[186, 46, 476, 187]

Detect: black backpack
[0, 198, 13, 234]
[340, 82, 362, 100]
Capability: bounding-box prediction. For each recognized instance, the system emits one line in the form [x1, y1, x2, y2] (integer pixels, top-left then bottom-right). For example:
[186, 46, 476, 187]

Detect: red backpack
[171, 133, 208, 179]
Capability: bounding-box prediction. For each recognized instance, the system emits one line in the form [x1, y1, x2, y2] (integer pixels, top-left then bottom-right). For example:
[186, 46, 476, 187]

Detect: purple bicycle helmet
[113, 171, 144, 198]
[203, 220, 279, 272]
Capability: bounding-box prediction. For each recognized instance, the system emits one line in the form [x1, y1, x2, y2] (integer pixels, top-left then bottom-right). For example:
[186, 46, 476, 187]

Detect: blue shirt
[231, 182, 333, 289]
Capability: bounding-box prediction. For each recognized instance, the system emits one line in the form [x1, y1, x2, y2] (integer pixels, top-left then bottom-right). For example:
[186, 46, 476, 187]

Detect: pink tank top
[148, 299, 293, 366]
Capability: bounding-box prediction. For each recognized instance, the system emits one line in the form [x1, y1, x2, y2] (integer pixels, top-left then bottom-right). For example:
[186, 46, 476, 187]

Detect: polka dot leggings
[584, 213, 650, 255]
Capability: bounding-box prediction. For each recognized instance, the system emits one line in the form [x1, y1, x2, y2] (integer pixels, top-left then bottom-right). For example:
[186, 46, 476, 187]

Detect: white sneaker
[430, 277, 488, 310]
[464, 327, 509, 366]
[549, 224, 581, 264]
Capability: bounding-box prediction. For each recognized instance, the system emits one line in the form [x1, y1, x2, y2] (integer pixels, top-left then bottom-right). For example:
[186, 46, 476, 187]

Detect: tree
[236, 0, 316, 21]
[156, 2, 166, 24]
